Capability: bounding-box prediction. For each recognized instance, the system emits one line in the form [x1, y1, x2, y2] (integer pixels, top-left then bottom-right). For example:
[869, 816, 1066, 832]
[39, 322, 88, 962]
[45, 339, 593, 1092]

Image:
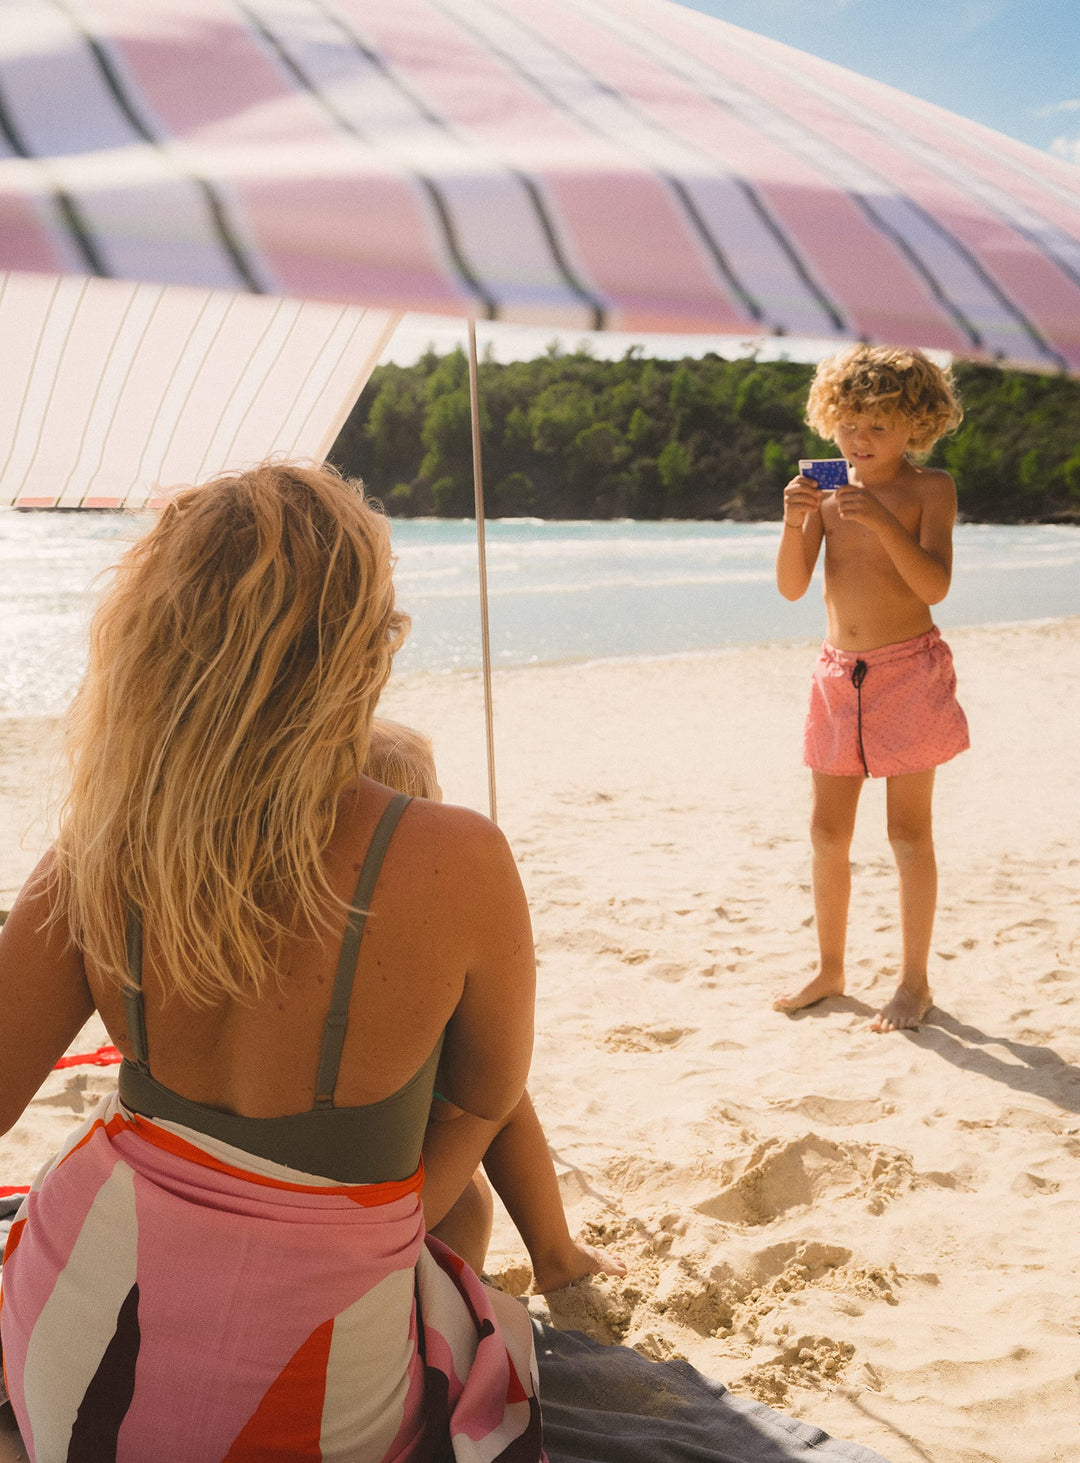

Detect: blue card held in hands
[799, 458, 849, 489]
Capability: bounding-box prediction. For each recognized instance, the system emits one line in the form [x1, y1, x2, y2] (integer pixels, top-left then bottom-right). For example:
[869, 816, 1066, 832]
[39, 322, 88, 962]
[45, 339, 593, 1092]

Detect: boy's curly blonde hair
[806, 345, 962, 458]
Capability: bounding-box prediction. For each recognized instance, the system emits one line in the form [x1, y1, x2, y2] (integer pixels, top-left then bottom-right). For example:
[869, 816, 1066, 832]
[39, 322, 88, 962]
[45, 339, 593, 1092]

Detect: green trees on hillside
[329, 349, 1080, 521]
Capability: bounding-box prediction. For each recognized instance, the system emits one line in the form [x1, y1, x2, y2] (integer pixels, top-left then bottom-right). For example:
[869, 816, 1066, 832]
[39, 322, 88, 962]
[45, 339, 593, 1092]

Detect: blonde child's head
[366, 718, 441, 801]
[806, 345, 962, 460]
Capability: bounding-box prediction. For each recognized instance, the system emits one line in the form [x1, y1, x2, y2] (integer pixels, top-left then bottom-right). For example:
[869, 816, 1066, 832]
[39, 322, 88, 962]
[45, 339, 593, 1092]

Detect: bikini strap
[123, 907, 151, 1075]
[313, 792, 413, 1107]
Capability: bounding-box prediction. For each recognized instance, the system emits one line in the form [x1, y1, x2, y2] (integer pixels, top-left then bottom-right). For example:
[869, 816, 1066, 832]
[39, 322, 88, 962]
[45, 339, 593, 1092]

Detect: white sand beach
[2, 618, 1078, 1463]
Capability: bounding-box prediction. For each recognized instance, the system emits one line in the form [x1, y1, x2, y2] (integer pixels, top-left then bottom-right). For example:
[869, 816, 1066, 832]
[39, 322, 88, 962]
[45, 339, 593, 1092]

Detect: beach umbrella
[3, 0, 1079, 811]
[2, 0, 1078, 368]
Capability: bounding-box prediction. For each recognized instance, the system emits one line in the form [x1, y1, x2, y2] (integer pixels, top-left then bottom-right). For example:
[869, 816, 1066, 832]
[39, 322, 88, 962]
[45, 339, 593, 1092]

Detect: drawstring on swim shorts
[851, 660, 870, 777]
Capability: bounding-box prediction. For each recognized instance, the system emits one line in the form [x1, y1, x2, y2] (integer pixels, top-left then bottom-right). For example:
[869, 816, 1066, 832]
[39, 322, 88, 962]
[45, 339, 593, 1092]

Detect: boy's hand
[834, 483, 896, 534]
[782, 474, 825, 529]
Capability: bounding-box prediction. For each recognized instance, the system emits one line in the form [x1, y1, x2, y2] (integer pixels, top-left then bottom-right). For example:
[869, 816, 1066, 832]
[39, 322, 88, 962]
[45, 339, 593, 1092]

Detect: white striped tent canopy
[0, 271, 397, 508]
[0, 0, 1078, 378]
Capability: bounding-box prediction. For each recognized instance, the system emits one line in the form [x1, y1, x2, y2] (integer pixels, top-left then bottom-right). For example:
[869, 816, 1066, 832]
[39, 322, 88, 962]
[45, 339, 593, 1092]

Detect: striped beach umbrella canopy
[1, 0, 1078, 373]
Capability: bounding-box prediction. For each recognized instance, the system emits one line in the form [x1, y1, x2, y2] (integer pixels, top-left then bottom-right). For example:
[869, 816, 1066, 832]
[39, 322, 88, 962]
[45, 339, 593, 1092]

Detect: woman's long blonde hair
[52, 461, 409, 1006]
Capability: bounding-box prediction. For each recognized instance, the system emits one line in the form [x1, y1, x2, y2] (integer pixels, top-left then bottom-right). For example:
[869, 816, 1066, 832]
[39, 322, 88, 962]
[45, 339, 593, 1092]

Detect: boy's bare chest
[825, 486, 921, 550]
[822, 488, 922, 589]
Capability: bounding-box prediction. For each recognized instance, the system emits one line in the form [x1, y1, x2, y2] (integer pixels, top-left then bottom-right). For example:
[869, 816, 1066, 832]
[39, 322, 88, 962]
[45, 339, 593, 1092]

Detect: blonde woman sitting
[0, 464, 541, 1461]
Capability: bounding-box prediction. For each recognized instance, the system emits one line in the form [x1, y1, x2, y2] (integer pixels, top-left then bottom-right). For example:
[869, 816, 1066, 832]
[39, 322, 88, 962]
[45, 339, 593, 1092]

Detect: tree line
[328, 347, 1080, 522]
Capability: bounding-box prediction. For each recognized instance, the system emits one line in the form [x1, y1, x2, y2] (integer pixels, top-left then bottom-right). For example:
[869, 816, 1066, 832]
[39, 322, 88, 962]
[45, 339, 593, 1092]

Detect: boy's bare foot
[773, 970, 845, 1013]
[870, 985, 932, 1032]
[531, 1240, 627, 1295]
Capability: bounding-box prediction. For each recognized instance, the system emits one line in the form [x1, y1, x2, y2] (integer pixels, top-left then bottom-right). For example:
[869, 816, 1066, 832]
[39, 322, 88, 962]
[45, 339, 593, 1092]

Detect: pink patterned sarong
[0, 1093, 543, 1462]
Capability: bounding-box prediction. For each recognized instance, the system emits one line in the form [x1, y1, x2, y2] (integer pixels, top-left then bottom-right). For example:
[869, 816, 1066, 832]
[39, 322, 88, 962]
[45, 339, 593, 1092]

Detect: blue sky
[679, 0, 1080, 159]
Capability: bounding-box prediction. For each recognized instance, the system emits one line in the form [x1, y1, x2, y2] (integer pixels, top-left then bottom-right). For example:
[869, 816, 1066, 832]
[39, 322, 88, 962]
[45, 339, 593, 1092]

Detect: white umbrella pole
[467, 319, 498, 824]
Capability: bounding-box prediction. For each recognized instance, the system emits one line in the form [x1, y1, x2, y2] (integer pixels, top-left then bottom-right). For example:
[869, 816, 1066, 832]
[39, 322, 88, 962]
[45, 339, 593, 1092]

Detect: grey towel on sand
[533, 1321, 891, 1463]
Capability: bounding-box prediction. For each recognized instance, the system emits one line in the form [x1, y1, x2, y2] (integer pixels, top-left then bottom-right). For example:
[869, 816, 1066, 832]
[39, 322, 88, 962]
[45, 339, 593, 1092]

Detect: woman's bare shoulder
[397, 796, 517, 885]
[405, 795, 503, 842]
[334, 784, 513, 891]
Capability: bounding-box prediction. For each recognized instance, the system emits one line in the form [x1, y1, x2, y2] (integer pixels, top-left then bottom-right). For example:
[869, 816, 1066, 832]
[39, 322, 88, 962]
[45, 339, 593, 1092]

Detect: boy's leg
[774, 772, 863, 1012]
[872, 768, 936, 1032]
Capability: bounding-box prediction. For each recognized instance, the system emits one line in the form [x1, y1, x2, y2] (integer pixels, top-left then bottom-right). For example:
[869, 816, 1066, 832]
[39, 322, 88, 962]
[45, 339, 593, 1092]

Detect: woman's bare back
[89, 782, 532, 1123]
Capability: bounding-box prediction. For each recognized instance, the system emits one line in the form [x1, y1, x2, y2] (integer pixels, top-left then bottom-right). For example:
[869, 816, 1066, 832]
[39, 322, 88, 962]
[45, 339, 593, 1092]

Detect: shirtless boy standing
[773, 346, 968, 1032]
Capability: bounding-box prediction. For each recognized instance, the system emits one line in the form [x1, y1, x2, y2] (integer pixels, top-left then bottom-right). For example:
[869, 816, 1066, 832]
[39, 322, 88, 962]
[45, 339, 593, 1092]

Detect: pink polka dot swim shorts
[803, 626, 970, 778]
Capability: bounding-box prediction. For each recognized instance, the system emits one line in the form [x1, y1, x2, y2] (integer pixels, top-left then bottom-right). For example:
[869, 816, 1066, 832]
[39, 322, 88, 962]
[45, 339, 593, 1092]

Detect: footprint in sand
[602, 1152, 677, 1191]
[994, 918, 1054, 943]
[646, 961, 694, 983]
[1036, 968, 1070, 985]
[646, 1238, 905, 1352]
[1011, 1170, 1061, 1197]
[653, 1260, 736, 1336]
[35, 1072, 115, 1117]
[603, 1025, 695, 1053]
[769, 1094, 893, 1126]
[652, 1243, 852, 1339]
[736, 1243, 902, 1322]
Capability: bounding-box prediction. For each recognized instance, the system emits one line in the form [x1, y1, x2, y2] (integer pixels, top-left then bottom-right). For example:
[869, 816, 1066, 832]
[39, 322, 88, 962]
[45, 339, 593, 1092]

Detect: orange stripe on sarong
[2, 1216, 26, 1262]
[223, 1319, 332, 1461]
[119, 1112, 425, 1205]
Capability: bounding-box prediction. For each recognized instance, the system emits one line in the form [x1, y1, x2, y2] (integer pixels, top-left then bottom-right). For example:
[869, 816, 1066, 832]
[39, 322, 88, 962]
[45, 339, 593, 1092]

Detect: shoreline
[2, 617, 1079, 1462]
[1, 605, 1076, 698]
[3, 612, 1079, 899]
[7, 506, 1080, 521]
[2, 517, 1078, 729]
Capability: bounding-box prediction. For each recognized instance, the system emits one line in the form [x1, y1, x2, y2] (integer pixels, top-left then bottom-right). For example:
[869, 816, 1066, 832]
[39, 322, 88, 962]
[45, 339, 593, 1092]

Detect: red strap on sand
[53, 1044, 122, 1069]
[2, 1050, 124, 1201]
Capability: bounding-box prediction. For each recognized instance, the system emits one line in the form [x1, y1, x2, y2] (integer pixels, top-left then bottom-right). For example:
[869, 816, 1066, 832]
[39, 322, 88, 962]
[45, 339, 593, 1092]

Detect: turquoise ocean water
[1, 512, 1078, 717]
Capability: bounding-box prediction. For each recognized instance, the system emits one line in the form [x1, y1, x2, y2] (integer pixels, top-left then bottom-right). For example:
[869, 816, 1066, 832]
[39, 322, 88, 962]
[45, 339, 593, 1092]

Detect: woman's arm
[0, 850, 95, 1136]
[418, 813, 535, 1240]
[435, 815, 535, 1126]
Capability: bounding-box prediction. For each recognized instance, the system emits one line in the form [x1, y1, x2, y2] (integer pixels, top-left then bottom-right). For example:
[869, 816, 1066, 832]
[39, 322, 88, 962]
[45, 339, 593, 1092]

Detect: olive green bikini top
[117, 793, 443, 1184]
